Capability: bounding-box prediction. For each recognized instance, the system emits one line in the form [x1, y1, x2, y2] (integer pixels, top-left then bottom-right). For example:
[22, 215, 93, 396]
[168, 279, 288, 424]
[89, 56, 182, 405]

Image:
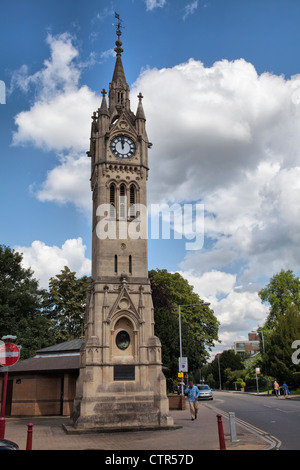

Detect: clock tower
[70, 25, 173, 432]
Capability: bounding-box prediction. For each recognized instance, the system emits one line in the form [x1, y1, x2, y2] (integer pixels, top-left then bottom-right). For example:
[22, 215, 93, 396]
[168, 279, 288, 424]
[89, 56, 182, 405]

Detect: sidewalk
[3, 401, 274, 451]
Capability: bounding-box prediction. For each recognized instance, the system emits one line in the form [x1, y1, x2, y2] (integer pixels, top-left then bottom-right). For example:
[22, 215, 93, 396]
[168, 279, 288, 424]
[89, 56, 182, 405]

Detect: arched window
[110, 184, 115, 217]
[129, 185, 135, 218]
[129, 255, 132, 274]
[120, 184, 126, 219]
[117, 92, 124, 105]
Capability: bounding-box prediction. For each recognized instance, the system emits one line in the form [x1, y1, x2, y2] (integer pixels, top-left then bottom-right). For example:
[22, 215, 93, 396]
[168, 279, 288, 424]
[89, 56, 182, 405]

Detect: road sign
[0, 343, 20, 367]
[178, 357, 188, 372]
[178, 372, 184, 378]
[256, 368, 260, 375]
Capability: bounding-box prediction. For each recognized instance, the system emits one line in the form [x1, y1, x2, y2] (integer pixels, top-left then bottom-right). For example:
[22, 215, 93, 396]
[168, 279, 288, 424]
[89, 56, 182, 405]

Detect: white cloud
[177, 269, 236, 300]
[145, 0, 166, 11]
[183, 1, 199, 21]
[178, 269, 269, 353]
[131, 59, 300, 204]
[15, 238, 91, 289]
[13, 85, 97, 153]
[131, 59, 300, 287]
[11, 33, 99, 215]
[10, 33, 80, 100]
[12, 33, 99, 154]
[35, 153, 91, 215]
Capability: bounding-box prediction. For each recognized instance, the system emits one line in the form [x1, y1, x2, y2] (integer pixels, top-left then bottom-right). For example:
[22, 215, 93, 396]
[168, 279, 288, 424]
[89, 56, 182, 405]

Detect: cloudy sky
[1, 0, 300, 357]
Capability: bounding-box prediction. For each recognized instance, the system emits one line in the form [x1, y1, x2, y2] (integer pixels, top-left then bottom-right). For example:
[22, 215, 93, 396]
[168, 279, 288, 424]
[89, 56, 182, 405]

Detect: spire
[98, 89, 109, 116]
[112, 40, 127, 85]
[136, 92, 146, 121]
[109, 38, 130, 115]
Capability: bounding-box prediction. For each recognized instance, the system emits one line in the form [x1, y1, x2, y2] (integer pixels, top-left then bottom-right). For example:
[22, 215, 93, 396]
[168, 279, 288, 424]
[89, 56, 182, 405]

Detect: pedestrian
[273, 380, 280, 398]
[185, 381, 200, 421]
[282, 382, 290, 398]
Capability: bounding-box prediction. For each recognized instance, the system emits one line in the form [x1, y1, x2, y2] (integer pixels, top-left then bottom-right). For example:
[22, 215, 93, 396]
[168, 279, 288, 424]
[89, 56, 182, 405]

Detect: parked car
[0, 438, 19, 450]
[197, 384, 213, 400]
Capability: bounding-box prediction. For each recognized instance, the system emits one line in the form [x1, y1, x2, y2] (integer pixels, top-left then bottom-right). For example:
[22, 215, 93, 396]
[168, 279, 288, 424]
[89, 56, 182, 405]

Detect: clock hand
[121, 136, 125, 150]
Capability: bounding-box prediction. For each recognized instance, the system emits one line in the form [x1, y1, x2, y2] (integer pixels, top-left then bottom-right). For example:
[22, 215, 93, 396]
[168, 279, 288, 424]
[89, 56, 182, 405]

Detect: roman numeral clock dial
[110, 135, 136, 159]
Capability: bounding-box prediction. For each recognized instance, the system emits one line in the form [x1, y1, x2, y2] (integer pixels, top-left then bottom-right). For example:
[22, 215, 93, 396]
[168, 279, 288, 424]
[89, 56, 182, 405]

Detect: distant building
[233, 331, 260, 357]
[0, 339, 83, 416]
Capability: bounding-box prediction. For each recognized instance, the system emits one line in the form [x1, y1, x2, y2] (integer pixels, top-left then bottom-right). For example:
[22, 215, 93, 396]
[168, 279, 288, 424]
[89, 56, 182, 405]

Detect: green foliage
[259, 269, 300, 328]
[149, 269, 219, 380]
[257, 270, 300, 387]
[42, 266, 89, 343]
[204, 350, 244, 388]
[259, 304, 300, 384]
[0, 245, 55, 358]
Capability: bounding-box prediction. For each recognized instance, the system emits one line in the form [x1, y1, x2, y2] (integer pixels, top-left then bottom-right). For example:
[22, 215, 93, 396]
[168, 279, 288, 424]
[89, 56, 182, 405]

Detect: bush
[292, 372, 300, 388]
[234, 378, 246, 390]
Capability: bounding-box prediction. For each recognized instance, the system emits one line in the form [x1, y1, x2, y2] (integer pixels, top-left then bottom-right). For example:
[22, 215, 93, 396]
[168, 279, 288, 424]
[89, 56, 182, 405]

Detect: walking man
[282, 382, 289, 398]
[185, 381, 200, 421]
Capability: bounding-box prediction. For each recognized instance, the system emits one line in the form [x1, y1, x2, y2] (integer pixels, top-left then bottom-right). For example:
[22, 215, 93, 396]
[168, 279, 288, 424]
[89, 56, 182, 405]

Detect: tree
[259, 304, 300, 384]
[149, 269, 219, 381]
[208, 350, 244, 388]
[42, 266, 89, 343]
[258, 270, 300, 328]
[258, 270, 300, 385]
[0, 245, 55, 358]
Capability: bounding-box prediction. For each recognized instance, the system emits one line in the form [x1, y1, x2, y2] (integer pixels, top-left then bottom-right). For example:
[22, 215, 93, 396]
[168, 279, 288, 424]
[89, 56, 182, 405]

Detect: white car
[197, 384, 213, 400]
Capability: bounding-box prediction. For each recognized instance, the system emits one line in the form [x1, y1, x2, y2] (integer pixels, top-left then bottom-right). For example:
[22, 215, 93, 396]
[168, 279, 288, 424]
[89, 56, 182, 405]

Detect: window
[114, 255, 118, 273]
[117, 92, 124, 105]
[110, 184, 115, 217]
[120, 184, 126, 218]
[129, 255, 132, 274]
[129, 185, 135, 217]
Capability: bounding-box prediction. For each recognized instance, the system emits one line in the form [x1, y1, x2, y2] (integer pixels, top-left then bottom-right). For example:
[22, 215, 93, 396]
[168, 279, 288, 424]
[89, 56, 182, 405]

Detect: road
[207, 391, 300, 450]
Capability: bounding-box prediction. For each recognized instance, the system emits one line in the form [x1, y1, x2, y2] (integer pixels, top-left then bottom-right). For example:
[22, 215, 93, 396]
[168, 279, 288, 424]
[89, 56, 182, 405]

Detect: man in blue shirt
[185, 381, 200, 420]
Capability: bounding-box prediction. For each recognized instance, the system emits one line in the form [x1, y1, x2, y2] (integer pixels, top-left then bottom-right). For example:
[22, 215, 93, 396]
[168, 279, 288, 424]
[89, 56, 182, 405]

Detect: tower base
[66, 360, 176, 434]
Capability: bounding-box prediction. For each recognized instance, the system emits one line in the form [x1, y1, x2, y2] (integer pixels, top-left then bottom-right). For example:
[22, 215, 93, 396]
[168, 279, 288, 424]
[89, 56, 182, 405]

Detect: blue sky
[1, 0, 300, 356]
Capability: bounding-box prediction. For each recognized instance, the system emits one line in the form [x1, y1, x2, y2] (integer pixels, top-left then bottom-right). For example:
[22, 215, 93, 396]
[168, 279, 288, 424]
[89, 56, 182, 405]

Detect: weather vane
[112, 12, 125, 39]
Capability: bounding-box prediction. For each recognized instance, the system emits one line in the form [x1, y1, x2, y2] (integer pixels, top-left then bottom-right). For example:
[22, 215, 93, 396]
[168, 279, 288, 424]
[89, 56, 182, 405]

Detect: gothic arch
[110, 313, 138, 360]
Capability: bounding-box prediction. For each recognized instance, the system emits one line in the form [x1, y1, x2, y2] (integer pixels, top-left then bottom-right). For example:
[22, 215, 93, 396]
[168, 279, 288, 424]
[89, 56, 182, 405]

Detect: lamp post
[178, 302, 210, 395]
[217, 353, 222, 390]
[260, 330, 270, 395]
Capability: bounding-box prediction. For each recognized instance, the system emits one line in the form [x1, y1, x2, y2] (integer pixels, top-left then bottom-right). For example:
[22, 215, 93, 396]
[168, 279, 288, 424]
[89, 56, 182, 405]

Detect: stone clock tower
[70, 27, 173, 432]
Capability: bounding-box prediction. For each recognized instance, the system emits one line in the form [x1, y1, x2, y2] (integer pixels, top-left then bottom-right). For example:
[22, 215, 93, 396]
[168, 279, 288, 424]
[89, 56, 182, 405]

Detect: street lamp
[260, 330, 270, 395]
[178, 302, 210, 395]
[217, 354, 222, 390]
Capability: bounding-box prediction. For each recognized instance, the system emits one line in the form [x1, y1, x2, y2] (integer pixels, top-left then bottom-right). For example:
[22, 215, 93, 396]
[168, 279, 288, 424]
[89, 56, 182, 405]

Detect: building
[0, 339, 83, 417]
[70, 18, 173, 432]
[233, 331, 260, 357]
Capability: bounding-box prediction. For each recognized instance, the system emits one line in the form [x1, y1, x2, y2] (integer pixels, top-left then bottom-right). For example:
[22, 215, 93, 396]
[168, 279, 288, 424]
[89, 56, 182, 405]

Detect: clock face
[110, 135, 136, 159]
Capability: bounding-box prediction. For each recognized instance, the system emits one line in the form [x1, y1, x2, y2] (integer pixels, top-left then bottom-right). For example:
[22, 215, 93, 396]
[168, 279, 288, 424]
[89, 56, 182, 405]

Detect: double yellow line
[205, 403, 281, 450]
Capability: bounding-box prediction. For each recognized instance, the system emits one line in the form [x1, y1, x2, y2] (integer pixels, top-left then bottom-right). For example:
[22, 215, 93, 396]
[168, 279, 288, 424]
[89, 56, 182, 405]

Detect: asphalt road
[208, 390, 300, 450]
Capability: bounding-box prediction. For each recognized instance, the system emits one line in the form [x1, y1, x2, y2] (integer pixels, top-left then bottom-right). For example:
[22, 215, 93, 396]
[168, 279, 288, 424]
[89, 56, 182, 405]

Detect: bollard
[26, 423, 33, 450]
[216, 414, 226, 450]
[0, 417, 5, 439]
[229, 412, 239, 442]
